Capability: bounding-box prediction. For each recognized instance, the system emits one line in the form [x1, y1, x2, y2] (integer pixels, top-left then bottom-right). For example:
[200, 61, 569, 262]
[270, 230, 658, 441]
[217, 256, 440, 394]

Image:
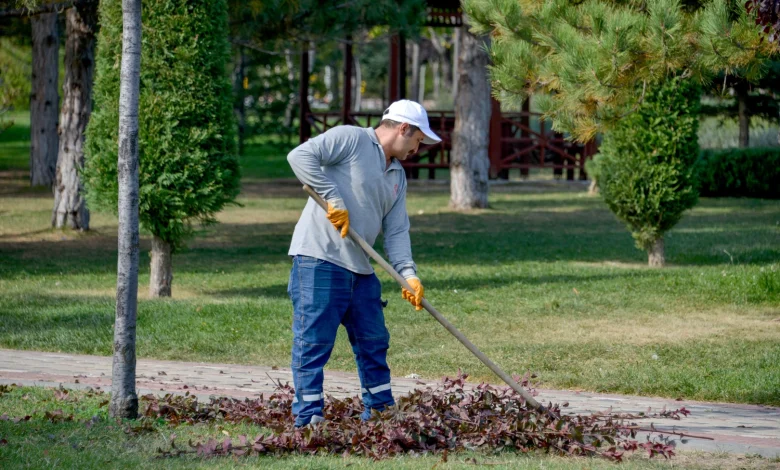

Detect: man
[286, 99, 441, 427]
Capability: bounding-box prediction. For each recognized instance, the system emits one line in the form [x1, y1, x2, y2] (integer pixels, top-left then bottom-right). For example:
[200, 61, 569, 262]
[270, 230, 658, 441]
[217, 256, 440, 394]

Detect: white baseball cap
[382, 99, 442, 145]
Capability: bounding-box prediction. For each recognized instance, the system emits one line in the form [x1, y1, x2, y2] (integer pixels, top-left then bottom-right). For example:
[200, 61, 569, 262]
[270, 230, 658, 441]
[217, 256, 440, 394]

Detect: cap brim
[420, 126, 441, 145]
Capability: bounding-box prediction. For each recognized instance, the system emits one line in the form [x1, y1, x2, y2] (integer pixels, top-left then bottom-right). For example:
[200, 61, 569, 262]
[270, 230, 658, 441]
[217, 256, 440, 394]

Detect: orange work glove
[402, 276, 424, 311]
[326, 201, 350, 238]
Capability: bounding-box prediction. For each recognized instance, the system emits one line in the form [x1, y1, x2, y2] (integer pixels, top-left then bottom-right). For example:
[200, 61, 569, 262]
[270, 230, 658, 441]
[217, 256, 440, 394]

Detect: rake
[302, 184, 546, 413]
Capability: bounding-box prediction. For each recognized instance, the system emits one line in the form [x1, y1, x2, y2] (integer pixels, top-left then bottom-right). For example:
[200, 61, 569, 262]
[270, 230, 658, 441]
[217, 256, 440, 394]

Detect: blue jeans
[288, 255, 394, 426]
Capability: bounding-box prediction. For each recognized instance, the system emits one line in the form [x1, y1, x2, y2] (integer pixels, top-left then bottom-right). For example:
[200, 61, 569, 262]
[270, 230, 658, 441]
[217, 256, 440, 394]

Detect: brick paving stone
[0, 348, 778, 457]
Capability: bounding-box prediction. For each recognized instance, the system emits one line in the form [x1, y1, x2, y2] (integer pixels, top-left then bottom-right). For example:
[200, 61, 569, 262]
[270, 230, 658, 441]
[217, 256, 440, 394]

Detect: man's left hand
[402, 277, 424, 311]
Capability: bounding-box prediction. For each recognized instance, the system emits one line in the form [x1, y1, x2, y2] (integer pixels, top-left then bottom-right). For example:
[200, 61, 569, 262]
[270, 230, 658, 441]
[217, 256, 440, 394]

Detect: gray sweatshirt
[287, 126, 417, 278]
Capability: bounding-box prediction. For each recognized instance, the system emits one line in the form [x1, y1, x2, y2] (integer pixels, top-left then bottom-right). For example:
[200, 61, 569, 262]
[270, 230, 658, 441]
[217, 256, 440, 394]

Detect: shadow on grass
[204, 284, 290, 299]
[0, 295, 114, 337]
[1, 196, 778, 281]
[199, 270, 657, 301]
[381, 270, 656, 293]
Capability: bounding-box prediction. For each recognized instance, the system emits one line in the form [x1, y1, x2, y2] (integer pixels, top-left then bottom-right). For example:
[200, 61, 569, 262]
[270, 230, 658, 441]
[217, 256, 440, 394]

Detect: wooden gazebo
[297, 0, 597, 180]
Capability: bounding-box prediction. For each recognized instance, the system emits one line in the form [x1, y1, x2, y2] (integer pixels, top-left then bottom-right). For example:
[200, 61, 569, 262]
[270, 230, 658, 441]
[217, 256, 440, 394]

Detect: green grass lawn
[0, 386, 775, 469]
[0, 113, 779, 408]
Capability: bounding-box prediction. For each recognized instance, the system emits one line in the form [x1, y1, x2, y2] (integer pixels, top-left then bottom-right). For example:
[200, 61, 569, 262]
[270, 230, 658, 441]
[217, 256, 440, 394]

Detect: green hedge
[696, 148, 780, 199]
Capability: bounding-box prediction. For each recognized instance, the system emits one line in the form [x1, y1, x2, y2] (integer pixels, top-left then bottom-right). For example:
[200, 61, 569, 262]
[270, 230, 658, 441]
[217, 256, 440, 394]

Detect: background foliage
[696, 147, 780, 198]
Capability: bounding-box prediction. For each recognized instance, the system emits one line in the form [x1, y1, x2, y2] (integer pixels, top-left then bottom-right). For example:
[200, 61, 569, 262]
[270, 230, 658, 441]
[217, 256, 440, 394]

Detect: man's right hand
[402, 277, 424, 311]
[326, 201, 350, 238]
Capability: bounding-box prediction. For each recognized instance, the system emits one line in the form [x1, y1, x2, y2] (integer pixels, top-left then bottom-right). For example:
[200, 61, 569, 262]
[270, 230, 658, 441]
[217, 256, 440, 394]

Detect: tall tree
[465, 0, 777, 263]
[449, 27, 490, 210]
[85, 0, 240, 298]
[29, 10, 58, 187]
[52, 0, 97, 230]
[465, 0, 777, 141]
[110, 0, 142, 419]
[699, 63, 780, 148]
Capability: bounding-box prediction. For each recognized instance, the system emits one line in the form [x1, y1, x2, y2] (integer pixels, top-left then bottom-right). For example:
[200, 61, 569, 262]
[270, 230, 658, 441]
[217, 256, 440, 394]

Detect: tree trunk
[451, 28, 460, 100]
[432, 59, 440, 102]
[587, 178, 599, 196]
[326, 64, 339, 110]
[30, 12, 60, 187]
[418, 63, 427, 103]
[648, 237, 665, 267]
[149, 235, 173, 298]
[52, 3, 97, 231]
[110, 0, 142, 420]
[307, 46, 316, 104]
[410, 41, 420, 102]
[449, 29, 490, 210]
[353, 55, 362, 112]
[283, 48, 296, 141]
[736, 84, 749, 148]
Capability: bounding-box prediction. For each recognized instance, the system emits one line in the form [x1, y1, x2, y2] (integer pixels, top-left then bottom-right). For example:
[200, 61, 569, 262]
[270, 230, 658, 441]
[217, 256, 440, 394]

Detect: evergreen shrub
[83, 0, 240, 251]
[595, 76, 701, 264]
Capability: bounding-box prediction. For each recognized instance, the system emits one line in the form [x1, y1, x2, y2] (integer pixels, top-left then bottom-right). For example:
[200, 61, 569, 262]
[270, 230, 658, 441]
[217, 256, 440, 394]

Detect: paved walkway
[1, 349, 778, 457]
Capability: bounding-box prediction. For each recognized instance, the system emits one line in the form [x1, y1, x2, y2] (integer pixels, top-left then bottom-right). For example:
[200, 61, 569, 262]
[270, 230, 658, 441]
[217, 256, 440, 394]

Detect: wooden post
[342, 36, 353, 125]
[298, 43, 311, 143]
[488, 98, 502, 179]
[389, 34, 400, 103]
[399, 34, 406, 99]
[520, 98, 530, 178]
[553, 130, 563, 179]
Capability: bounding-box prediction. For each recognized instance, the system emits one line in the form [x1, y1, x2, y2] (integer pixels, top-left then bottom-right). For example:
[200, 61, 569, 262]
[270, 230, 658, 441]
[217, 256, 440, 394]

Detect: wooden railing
[304, 110, 596, 180]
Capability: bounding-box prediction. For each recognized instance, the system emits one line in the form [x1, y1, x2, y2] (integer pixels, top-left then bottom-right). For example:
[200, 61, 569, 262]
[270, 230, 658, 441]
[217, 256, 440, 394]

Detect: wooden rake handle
[302, 184, 544, 412]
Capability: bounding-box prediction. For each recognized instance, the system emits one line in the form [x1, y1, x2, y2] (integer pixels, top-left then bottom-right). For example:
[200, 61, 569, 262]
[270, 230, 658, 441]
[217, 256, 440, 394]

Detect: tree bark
[30, 12, 60, 187]
[736, 84, 750, 148]
[110, 0, 142, 420]
[52, 2, 97, 230]
[449, 29, 490, 210]
[410, 41, 420, 102]
[307, 46, 316, 104]
[418, 63, 427, 102]
[149, 235, 173, 298]
[283, 48, 296, 141]
[451, 28, 460, 100]
[648, 237, 665, 267]
[326, 64, 339, 110]
[587, 178, 599, 196]
[431, 59, 440, 102]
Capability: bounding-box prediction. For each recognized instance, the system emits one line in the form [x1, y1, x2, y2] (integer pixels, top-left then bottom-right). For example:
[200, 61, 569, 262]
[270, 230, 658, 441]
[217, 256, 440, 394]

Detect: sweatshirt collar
[364, 127, 403, 172]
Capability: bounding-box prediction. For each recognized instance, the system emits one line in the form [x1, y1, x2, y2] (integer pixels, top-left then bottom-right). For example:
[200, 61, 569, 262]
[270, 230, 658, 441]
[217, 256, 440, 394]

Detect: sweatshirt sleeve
[286, 126, 360, 207]
[382, 176, 417, 279]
